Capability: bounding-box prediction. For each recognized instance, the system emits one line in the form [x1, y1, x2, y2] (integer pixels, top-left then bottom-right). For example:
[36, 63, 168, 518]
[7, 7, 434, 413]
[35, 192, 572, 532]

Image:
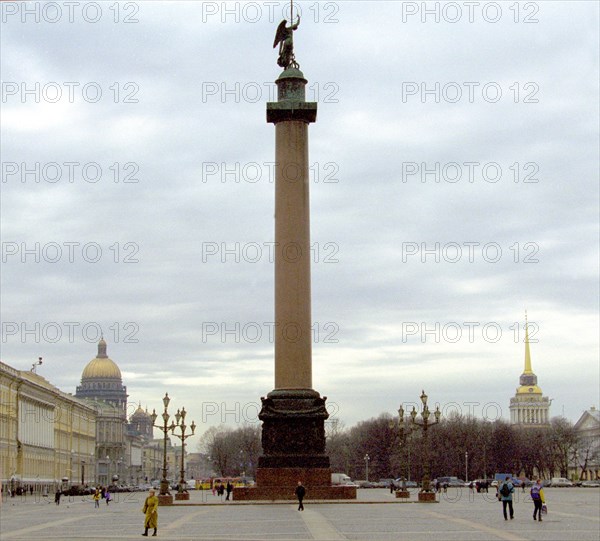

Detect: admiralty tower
[509, 315, 551, 427]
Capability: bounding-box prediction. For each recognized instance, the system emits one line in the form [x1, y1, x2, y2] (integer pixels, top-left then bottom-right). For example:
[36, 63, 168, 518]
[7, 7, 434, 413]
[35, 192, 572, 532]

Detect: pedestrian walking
[295, 480, 306, 511]
[105, 488, 111, 505]
[54, 489, 61, 505]
[499, 476, 515, 520]
[225, 481, 233, 501]
[93, 488, 101, 508]
[142, 489, 159, 537]
[530, 479, 546, 521]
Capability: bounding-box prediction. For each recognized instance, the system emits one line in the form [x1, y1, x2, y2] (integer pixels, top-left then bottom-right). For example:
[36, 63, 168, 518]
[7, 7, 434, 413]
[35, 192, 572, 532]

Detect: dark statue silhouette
[273, 17, 300, 69]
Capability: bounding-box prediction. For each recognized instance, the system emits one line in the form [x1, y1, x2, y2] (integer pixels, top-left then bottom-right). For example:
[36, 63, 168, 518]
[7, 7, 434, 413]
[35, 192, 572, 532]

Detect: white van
[331, 473, 352, 485]
[549, 478, 573, 487]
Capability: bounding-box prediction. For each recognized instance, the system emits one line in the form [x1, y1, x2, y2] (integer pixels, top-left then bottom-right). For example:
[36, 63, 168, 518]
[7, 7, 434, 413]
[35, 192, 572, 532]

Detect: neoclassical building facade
[0, 361, 96, 494]
[573, 407, 600, 480]
[1, 339, 167, 491]
[509, 317, 551, 427]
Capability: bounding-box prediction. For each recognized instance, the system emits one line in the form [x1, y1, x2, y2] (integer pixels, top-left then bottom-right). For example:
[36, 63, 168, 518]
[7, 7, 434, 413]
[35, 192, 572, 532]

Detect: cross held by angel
[273, 16, 300, 69]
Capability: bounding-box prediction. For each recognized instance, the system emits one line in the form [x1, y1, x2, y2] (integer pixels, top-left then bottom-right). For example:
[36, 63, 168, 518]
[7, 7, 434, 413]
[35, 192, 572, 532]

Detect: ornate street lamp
[150, 392, 174, 505]
[170, 407, 196, 501]
[364, 454, 370, 482]
[394, 404, 413, 497]
[409, 389, 441, 502]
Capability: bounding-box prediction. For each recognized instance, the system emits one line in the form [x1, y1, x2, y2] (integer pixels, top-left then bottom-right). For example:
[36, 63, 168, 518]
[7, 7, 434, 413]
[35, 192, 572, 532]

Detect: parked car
[372, 481, 389, 488]
[62, 486, 94, 496]
[581, 480, 600, 487]
[379, 478, 396, 488]
[435, 477, 465, 487]
[549, 478, 573, 487]
[357, 481, 376, 488]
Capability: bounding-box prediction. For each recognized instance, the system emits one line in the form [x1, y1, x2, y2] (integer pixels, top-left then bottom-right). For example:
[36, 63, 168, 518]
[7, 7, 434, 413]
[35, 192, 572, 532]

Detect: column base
[157, 494, 173, 506]
[174, 492, 189, 501]
[258, 389, 330, 469]
[395, 490, 410, 498]
[234, 469, 356, 501]
[418, 492, 437, 502]
[239, 389, 356, 501]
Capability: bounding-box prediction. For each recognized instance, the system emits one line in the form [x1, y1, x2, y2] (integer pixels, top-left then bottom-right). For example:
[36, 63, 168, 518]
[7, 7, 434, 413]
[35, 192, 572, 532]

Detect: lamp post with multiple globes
[170, 407, 196, 501]
[395, 405, 414, 497]
[409, 390, 441, 502]
[150, 392, 174, 505]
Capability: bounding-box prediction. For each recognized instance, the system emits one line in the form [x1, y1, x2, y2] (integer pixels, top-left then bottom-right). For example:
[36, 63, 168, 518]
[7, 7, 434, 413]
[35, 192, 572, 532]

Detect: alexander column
[235, 9, 355, 500]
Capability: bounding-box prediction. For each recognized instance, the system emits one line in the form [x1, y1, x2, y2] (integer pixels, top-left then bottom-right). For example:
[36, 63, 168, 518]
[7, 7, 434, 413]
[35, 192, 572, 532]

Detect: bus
[195, 477, 254, 490]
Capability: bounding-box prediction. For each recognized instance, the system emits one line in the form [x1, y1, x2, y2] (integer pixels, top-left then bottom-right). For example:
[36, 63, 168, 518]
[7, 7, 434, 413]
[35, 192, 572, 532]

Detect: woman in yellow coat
[142, 489, 159, 536]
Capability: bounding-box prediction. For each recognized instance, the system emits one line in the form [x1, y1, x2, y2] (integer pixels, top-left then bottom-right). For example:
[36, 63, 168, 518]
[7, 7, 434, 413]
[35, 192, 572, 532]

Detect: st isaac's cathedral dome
[76, 338, 128, 413]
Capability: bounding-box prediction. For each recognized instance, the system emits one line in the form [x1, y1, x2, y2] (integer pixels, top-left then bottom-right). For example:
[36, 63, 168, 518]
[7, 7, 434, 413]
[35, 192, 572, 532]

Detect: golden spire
[523, 311, 533, 374]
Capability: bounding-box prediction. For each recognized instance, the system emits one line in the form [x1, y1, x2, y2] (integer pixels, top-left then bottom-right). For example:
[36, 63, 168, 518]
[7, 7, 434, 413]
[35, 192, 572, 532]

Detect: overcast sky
[1, 1, 599, 449]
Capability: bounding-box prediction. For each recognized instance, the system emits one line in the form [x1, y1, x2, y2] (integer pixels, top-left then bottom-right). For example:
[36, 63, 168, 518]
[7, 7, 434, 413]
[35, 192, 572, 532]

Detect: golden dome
[131, 403, 149, 418]
[81, 338, 122, 380]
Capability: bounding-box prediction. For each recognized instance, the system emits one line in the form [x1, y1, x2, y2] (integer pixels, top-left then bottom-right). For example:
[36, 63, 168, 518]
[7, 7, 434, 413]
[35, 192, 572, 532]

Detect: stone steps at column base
[233, 485, 356, 501]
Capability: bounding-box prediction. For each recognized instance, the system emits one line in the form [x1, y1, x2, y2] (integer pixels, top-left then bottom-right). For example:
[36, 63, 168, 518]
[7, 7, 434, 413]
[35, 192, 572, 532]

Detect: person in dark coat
[295, 481, 306, 511]
[54, 489, 61, 505]
[225, 481, 233, 500]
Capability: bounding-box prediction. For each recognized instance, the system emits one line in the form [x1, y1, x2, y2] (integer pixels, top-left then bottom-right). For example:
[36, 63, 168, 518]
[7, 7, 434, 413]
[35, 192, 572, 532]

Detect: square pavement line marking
[1, 513, 97, 540]
[298, 507, 347, 540]
[161, 508, 214, 532]
[424, 510, 527, 541]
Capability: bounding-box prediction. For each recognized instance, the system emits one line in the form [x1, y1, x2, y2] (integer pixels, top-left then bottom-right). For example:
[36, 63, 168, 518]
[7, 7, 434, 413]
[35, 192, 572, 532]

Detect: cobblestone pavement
[1, 488, 598, 540]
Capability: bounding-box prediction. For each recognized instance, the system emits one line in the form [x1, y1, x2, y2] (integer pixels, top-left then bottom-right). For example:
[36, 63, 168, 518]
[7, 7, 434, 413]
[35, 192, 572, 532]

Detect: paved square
[1, 488, 598, 540]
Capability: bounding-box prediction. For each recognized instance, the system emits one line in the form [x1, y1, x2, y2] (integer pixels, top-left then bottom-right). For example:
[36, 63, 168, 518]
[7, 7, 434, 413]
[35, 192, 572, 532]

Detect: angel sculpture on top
[273, 16, 300, 69]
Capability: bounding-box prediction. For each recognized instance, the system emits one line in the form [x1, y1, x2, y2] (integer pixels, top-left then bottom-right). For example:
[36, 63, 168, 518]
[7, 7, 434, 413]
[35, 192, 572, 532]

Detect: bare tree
[549, 417, 578, 478]
[197, 425, 234, 476]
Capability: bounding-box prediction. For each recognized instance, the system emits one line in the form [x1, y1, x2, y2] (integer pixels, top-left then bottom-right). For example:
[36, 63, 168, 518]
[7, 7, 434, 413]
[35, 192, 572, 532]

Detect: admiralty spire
[509, 314, 551, 427]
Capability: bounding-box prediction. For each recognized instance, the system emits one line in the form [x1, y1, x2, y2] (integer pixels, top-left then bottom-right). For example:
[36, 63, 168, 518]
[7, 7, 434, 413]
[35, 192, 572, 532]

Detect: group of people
[91, 486, 112, 508]
[497, 477, 547, 522]
[52, 485, 112, 506]
[6, 485, 35, 497]
[211, 480, 234, 500]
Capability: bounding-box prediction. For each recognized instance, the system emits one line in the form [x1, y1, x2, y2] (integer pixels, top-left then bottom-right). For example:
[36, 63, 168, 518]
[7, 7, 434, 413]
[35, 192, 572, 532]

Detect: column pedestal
[234, 389, 356, 500]
[157, 494, 173, 506]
